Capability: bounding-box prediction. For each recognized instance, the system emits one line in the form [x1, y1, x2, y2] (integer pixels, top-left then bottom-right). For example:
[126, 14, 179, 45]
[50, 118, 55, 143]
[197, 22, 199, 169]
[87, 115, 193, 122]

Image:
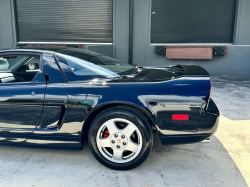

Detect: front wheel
[88, 106, 153, 170]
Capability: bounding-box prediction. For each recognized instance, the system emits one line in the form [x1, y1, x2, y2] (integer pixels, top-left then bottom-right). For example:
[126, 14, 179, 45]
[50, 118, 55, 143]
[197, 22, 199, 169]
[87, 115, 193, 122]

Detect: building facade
[0, 0, 250, 76]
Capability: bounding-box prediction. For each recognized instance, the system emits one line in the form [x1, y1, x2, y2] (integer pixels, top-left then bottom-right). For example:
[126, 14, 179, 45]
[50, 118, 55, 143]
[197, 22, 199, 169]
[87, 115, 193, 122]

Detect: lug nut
[112, 140, 115, 144]
[121, 135, 125, 138]
[117, 145, 120, 148]
[114, 134, 118, 138]
[123, 142, 126, 145]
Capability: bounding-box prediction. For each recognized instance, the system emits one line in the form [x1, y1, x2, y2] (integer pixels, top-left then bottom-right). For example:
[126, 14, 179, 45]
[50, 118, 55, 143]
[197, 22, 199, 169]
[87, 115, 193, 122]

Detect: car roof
[0, 45, 103, 57]
[16, 45, 72, 52]
[0, 46, 63, 53]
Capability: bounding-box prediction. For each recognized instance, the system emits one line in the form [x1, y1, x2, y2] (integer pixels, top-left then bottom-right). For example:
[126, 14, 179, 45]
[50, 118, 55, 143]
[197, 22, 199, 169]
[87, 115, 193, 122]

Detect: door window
[0, 55, 41, 83]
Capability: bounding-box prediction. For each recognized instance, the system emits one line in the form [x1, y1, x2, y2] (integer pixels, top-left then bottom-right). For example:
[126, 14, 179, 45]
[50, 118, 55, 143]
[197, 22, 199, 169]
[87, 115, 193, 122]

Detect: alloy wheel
[96, 118, 143, 163]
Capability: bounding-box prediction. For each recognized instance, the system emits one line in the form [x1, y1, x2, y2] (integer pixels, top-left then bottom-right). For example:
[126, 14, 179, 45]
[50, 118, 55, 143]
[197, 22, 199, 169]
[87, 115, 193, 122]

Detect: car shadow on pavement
[0, 134, 247, 187]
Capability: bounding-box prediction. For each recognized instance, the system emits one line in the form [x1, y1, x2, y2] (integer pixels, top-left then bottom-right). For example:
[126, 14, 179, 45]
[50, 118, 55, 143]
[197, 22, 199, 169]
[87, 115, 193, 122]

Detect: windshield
[56, 48, 138, 76]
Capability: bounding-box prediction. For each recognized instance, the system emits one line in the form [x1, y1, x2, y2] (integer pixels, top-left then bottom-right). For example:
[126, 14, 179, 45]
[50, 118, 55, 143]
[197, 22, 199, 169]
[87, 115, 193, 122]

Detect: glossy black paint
[0, 69, 46, 142]
[0, 47, 219, 149]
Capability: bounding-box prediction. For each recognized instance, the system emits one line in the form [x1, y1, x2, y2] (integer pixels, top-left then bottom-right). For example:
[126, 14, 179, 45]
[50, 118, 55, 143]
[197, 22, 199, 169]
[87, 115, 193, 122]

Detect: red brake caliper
[103, 130, 109, 138]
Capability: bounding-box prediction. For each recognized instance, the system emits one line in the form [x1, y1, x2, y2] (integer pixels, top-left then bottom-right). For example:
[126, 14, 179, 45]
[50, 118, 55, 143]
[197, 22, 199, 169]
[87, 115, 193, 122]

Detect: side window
[55, 53, 110, 82]
[0, 54, 41, 83]
[64, 56, 101, 76]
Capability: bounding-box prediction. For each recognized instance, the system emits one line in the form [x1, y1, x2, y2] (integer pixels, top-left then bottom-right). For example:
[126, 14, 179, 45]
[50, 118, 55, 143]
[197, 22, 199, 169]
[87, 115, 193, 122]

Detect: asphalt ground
[0, 76, 249, 187]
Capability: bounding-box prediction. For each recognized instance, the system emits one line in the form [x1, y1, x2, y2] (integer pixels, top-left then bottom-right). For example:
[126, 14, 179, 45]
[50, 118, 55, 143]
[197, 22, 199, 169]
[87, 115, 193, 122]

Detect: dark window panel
[151, 0, 236, 43]
[15, 0, 113, 43]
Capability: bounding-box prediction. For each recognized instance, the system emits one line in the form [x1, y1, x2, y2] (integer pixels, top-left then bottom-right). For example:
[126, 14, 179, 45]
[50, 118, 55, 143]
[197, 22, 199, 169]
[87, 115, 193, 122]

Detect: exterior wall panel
[0, 0, 14, 49]
[235, 0, 250, 45]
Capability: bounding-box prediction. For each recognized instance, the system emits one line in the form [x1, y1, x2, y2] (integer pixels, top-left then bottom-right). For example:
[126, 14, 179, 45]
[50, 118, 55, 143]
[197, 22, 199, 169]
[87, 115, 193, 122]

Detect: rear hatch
[111, 65, 211, 102]
[111, 65, 209, 83]
[163, 65, 210, 77]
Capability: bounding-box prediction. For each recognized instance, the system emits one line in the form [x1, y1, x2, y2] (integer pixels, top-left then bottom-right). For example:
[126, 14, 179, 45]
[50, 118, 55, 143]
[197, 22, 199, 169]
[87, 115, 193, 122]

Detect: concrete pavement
[215, 115, 250, 186]
[0, 128, 247, 187]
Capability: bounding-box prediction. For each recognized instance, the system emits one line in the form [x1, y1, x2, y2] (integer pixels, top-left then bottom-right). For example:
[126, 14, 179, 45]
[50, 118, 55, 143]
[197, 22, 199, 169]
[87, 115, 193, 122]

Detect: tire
[88, 106, 153, 170]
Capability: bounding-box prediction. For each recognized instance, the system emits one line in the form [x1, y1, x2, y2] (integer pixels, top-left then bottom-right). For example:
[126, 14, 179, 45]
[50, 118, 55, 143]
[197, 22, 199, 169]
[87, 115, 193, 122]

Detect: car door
[33, 51, 88, 136]
[0, 52, 46, 142]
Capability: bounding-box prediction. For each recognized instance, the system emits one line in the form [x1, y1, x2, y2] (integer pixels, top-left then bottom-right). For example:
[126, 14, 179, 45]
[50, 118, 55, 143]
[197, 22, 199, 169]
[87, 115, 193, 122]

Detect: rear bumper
[159, 98, 220, 145]
[159, 133, 213, 145]
[197, 98, 220, 133]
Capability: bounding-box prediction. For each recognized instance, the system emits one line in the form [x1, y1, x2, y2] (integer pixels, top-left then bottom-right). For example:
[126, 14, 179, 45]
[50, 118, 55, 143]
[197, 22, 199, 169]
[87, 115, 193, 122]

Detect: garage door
[151, 0, 237, 44]
[15, 0, 113, 44]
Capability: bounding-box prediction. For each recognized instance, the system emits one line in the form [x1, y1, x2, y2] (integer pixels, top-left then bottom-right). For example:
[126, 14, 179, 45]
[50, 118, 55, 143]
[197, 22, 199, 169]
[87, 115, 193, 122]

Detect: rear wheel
[88, 106, 153, 170]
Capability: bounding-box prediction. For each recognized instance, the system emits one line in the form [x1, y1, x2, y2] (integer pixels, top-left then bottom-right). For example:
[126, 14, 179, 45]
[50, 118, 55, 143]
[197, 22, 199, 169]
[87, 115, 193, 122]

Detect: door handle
[31, 91, 35, 96]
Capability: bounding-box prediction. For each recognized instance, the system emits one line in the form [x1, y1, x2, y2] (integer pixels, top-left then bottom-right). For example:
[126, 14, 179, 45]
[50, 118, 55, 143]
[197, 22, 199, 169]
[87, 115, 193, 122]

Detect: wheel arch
[81, 102, 157, 141]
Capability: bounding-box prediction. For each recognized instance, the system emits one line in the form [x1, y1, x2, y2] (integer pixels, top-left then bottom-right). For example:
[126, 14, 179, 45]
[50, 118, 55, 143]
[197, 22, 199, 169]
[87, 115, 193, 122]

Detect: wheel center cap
[110, 132, 128, 150]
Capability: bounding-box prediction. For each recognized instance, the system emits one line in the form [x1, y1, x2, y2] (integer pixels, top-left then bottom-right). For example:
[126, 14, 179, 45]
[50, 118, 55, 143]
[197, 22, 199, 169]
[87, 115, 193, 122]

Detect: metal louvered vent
[151, 0, 237, 44]
[15, 0, 113, 44]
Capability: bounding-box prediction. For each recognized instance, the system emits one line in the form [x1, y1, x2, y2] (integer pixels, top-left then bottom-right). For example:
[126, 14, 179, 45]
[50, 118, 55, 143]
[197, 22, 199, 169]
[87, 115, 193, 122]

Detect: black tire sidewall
[88, 108, 153, 170]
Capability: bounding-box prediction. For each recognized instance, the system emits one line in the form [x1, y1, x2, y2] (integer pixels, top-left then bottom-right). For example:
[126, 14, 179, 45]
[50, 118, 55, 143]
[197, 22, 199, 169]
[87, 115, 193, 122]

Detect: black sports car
[0, 46, 219, 170]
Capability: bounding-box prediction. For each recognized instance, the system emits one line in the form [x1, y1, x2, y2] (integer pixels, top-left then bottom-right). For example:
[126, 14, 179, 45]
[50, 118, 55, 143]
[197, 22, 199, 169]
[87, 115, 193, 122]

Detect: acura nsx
[0, 46, 219, 170]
